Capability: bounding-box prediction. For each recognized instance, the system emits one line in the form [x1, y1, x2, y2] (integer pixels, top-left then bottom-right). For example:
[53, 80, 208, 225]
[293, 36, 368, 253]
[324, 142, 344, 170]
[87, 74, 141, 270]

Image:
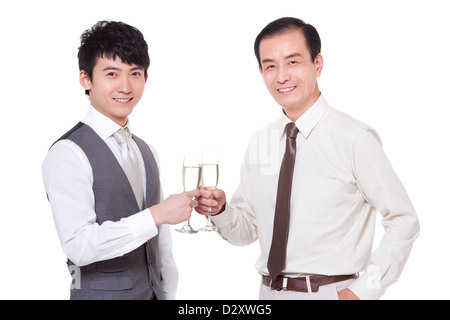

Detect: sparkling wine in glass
[199, 151, 220, 232]
[176, 153, 202, 234]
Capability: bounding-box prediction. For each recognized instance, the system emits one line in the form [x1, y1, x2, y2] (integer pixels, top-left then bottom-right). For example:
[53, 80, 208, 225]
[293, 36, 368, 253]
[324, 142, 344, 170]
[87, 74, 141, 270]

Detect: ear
[315, 53, 324, 78]
[145, 73, 148, 83]
[259, 65, 263, 76]
[79, 70, 92, 91]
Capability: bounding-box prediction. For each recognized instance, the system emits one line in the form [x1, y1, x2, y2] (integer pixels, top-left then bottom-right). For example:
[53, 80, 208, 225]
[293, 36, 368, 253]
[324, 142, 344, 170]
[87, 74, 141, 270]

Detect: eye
[289, 61, 298, 65]
[131, 71, 142, 77]
[107, 72, 117, 77]
[265, 65, 275, 70]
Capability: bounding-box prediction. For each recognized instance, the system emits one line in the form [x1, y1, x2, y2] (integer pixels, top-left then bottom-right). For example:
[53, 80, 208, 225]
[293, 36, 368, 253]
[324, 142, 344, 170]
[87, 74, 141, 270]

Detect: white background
[1, 0, 448, 300]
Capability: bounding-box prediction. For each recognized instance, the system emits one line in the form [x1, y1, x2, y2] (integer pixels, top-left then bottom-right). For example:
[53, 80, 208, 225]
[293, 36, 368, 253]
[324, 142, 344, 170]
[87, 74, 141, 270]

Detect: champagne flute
[176, 152, 202, 234]
[199, 151, 220, 232]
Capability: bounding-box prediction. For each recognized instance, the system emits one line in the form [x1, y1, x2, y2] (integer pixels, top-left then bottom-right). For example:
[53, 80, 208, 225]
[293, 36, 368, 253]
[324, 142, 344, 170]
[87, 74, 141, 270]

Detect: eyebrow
[261, 58, 275, 65]
[261, 53, 303, 65]
[285, 53, 302, 60]
[102, 66, 145, 72]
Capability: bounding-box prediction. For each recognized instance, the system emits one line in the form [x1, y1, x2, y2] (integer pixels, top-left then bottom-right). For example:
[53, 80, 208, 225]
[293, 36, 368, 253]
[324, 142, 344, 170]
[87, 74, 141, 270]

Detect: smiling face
[80, 56, 147, 126]
[259, 29, 323, 120]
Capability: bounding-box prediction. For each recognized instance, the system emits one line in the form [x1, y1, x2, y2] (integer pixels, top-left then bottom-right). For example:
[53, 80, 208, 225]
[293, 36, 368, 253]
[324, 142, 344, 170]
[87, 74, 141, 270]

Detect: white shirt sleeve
[347, 128, 420, 300]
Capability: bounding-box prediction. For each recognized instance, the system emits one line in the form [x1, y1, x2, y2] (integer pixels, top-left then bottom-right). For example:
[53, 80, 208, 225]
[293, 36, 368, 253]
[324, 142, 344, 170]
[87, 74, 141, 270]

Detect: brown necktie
[267, 122, 299, 281]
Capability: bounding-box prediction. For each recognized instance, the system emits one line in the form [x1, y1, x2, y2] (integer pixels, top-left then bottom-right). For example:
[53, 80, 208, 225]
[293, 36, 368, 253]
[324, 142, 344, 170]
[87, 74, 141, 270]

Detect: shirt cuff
[348, 267, 385, 300]
[127, 209, 158, 243]
[211, 202, 233, 226]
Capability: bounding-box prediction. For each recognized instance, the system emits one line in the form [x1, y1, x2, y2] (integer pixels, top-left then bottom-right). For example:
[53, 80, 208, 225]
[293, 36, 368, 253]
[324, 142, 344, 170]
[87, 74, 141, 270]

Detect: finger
[195, 202, 209, 211]
[199, 188, 213, 198]
[186, 188, 201, 198]
[196, 208, 210, 216]
[212, 189, 223, 198]
[197, 197, 217, 207]
[190, 199, 198, 208]
[195, 204, 211, 215]
[196, 196, 209, 204]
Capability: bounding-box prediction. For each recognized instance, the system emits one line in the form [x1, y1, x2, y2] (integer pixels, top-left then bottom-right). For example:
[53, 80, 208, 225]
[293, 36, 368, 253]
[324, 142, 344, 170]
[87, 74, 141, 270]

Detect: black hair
[78, 20, 150, 95]
[254, 17, 321, 68]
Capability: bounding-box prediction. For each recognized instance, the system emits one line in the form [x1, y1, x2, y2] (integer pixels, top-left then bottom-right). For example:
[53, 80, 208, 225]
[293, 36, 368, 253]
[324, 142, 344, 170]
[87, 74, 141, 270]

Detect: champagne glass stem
[176, 195, 198, 233]
[206, 207, 213, 227]
[199, 189, 220, 232]
[186, 196, 196, 228]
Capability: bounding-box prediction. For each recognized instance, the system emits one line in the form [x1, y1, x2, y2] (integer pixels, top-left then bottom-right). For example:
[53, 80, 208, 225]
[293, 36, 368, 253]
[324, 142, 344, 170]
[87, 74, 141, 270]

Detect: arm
[43, 140, 198, 266]
[348, 128, 420, 300]
[42, 140, 158, 266]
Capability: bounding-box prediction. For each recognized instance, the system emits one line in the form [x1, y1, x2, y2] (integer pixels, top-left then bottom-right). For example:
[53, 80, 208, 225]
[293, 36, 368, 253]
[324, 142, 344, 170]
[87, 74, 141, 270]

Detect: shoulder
[45, 122, 92, 169]
[324, 107, 382, 143]
[326, 107, 373, 131]
[50, 122, 86, 148]
[46, 138, 87, 163]
[42, 138, 92, 183]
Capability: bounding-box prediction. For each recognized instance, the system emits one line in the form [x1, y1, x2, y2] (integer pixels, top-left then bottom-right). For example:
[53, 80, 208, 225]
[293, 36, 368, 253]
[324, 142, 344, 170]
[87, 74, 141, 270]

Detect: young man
[196, 17, 420, 300]
[42, 20, 199, 300]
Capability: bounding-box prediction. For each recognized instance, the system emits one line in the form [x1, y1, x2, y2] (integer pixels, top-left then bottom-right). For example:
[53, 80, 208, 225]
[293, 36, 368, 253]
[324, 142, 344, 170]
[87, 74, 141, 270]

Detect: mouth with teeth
[113, 98, 134, 103]
[277, 86, 296, 93]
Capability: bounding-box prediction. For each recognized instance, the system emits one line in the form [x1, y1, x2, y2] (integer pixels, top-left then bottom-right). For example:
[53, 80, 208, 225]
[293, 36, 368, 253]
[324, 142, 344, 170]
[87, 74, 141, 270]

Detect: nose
[117, 76, 132, 94]
[276, 65, 291, 84]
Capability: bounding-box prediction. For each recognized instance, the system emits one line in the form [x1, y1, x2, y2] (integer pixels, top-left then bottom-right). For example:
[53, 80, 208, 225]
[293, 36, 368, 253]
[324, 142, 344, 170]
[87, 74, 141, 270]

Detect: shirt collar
[280, 94, 329, 140]
[82, 105, 130, 140]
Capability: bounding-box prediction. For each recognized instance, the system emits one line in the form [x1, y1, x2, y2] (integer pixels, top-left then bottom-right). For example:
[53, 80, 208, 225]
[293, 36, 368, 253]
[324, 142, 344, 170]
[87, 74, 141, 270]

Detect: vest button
[151, 281, 155, 286]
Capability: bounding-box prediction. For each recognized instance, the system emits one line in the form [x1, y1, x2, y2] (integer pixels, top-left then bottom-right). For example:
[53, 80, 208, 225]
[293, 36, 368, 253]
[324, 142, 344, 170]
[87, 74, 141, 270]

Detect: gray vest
[53, 122, 165, 300]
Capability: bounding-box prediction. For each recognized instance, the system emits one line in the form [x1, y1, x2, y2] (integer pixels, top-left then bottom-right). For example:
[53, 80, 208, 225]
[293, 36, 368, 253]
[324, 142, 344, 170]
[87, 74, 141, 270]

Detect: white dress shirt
[42, 106, 178, 299]
[212, 94, 420, 300]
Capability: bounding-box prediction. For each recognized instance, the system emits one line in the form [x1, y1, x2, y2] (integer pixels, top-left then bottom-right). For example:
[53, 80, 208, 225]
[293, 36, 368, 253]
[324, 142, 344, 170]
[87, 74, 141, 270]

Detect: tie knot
[113, 127, 131, 145]
[286, 122, 299, 139]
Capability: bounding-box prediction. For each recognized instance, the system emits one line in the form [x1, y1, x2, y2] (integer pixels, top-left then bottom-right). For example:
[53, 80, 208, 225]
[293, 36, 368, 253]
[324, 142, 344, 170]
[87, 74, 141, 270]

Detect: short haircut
[254, 17, 321, 68]
[78, 20, 150, 95]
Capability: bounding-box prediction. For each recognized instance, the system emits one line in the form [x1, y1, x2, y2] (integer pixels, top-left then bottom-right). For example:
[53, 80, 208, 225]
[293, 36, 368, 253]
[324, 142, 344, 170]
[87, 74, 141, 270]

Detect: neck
[91, 105, 128, 127]
[283, 91, 321, 121]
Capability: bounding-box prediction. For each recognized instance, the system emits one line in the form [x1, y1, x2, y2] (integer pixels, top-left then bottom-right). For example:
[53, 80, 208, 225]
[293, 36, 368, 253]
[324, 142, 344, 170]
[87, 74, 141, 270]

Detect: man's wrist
[149, 206, 164, 226]
[215, 203, 226, 216]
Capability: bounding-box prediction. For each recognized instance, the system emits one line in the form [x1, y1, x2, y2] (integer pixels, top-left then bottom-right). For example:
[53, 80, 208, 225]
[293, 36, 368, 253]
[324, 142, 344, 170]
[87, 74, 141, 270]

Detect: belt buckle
[270, 277, 288, 291]
[282, 277, 288, 290]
